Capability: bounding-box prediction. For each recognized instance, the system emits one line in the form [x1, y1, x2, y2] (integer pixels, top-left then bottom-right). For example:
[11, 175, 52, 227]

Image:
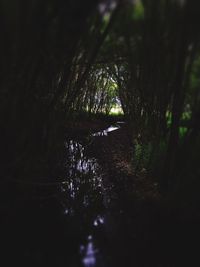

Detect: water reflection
[65, 140, 98, 174]
[92, 125, 120, 136]
[58, 138, 106, 266]
[81, 236, 98, 267]
[93, 215, 105, 227]
[58, 123, 128, 267]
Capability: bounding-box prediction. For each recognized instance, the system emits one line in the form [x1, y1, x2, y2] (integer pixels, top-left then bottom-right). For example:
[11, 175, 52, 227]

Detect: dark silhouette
[1, 1, 200, 266]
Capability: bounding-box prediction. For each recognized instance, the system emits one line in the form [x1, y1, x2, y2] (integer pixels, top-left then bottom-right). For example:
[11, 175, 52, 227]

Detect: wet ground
[1, 122, 200, 266]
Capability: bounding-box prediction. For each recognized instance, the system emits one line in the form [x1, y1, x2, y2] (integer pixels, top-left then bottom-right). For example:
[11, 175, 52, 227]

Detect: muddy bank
[90, 123, 160, 202]
[87, 123, 200, 266]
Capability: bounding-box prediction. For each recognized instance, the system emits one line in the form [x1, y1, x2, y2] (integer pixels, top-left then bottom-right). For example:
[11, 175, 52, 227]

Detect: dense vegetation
[1, 0, 200, 210]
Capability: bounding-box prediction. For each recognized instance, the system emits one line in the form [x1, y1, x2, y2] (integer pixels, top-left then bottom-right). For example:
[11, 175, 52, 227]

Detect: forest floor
[90, 123, 161, 203]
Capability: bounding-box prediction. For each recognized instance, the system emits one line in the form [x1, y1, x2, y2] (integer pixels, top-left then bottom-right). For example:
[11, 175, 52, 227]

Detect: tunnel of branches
[1, 0, 200, 266]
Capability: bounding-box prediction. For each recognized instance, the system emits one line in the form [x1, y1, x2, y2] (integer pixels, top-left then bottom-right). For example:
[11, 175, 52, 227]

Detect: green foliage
[190, 55, 200, 91]
[132, 1, 144, 20]
[133, 138, 167, 177]
[179, 127, 188, 138]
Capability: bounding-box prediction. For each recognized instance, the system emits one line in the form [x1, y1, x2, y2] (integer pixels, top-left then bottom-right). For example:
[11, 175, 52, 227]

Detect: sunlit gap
[108, 76, 123, 115]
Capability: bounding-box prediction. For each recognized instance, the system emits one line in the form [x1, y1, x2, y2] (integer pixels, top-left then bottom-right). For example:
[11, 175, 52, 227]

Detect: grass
[109, 105, 123, 115]
[166, 111, 190, 138]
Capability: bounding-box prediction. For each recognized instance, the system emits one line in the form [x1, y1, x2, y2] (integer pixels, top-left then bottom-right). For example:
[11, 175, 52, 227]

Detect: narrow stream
[61, 138, 107, 267]
[59, 123, 122, 266]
